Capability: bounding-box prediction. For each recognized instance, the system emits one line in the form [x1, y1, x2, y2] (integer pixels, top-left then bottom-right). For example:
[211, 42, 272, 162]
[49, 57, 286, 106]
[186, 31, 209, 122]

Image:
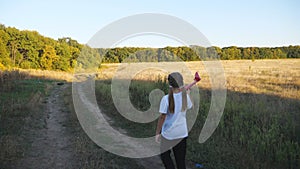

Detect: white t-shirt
[159, 92, 193, 140]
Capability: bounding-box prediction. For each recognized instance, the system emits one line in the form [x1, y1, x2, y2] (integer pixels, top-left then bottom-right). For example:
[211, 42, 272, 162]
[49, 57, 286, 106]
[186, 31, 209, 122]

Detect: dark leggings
[160, 137, 187, 169]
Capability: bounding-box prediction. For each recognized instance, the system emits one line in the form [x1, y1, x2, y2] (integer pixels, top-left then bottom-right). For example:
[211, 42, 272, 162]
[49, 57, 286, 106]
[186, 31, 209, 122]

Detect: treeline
[100, 45, 300, 63]
[0, 24, 99, 71]
[0, 24, 300, 71]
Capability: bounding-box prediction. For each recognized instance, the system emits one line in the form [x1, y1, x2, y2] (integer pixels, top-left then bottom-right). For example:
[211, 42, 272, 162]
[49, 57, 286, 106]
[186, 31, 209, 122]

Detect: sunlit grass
[94, 59, 300, 169]
[98, 59, 300, 99]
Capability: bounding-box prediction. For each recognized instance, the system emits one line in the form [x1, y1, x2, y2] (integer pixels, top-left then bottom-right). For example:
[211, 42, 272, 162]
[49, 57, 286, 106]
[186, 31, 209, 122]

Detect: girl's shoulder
[162, 94, 169, 100]
[160, 94, 169, 102]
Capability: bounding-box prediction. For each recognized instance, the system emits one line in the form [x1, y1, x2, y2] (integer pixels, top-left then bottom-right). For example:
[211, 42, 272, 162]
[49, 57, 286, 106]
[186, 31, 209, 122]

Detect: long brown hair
[168, 72, 187, 113]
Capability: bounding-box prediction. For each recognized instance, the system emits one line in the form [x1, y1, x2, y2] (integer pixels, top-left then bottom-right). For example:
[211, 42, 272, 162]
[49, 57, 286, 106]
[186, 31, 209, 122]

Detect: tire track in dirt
[16, 83, 77, 169]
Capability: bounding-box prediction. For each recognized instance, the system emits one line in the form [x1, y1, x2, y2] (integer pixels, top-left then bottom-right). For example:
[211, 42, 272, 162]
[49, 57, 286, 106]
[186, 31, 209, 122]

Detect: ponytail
[168, 87, 188, 113]
[168, 72, 187, 113]
[181, 87, 187, 112]
[168, 87, 175, 113]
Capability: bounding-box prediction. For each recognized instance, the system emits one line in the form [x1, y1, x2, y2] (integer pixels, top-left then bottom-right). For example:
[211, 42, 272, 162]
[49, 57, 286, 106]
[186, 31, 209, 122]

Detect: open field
[98, 59, 300, 99]
[1, 59, 299, 100]
[0, 59, 299, 169]
[94, 59, 300, 169]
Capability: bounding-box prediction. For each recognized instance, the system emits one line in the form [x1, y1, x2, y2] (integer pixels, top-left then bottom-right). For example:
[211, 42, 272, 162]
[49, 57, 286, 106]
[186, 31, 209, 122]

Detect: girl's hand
[155, 134, 161, 143]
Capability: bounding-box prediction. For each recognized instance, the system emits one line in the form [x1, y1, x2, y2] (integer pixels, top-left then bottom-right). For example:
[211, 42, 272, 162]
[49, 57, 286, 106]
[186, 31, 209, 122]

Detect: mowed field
[98, 59, 300, 99]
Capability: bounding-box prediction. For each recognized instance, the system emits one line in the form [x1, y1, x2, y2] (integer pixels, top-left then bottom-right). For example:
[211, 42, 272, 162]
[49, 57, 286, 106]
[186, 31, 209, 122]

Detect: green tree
[191, 46, 206, 60]
[272, 48, 286, 59]
[77, 46, 101, 70]
[206, 46, 221, 60]
[0, 38, 11, 67]
[0, 29, 10, 68]
[241, 47, 251, 59]
[286, 45, 300, 58]
[58, 37, 83, 50]
[259, 48, 272, 59]
[249, 47, 260, 60]
[70, 46, 80, 68]
[54, 43, 72, 71]
[222, 46, 241, 60]
[40, 45, 58, 70]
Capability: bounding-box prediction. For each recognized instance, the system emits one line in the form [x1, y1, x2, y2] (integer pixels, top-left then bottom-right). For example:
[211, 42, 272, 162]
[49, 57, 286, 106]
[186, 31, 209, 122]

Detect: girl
[156, 72, 193, 169]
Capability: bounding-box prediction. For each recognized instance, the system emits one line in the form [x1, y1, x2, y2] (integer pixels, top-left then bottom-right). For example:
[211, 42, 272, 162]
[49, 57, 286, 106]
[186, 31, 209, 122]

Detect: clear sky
[0, 0, 299, 47]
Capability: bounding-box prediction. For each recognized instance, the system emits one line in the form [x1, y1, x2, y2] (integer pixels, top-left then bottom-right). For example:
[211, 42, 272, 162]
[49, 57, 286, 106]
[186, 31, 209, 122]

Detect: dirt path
[15, 83, 77, 169]
[13, 81, 192, 169]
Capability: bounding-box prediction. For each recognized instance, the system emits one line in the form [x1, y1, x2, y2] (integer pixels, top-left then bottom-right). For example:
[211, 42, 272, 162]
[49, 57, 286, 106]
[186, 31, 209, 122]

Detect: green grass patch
[0, 79, 53, 166]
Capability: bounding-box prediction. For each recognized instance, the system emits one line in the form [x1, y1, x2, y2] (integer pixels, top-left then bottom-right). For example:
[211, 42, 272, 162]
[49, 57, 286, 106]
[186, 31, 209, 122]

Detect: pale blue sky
[0, 0, 299, 47]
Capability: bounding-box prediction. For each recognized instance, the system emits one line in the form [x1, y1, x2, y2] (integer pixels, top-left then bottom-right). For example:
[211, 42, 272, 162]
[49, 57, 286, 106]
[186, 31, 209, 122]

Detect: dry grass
[219, 59, 300, 99]
[1, 59, 298, 99]
[0, 68, 74, 82]
[98, 59, 300, 99]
